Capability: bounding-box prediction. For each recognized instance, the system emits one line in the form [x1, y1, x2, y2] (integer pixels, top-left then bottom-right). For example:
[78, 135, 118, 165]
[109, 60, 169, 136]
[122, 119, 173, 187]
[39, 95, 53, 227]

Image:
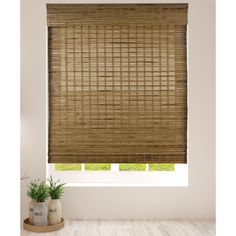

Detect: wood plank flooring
[21, 220, 215, 236]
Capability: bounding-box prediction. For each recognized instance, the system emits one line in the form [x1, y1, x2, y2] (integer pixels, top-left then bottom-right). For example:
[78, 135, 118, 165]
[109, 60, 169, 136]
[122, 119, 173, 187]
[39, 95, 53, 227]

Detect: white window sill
[65, 183, 188, 187]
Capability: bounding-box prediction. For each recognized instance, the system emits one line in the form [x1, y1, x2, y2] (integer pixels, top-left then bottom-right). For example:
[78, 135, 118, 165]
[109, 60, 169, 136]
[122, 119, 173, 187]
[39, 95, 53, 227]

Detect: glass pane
[149, 164, 175, 171]
[85, 164, 111, 171]
[119, 164, 146, 171]
[55, 164, 82, 171]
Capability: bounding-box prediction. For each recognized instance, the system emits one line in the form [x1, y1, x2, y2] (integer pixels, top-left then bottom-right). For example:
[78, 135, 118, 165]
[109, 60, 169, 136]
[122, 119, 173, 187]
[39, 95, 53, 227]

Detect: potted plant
[27, 180, 38, 224]
[47, 176, 65, 225]
[32, 181, 49, 226]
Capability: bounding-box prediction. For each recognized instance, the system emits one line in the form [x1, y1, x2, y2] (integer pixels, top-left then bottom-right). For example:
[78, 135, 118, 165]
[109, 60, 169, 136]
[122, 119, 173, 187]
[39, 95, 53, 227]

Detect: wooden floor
[21, 220, 215, 236]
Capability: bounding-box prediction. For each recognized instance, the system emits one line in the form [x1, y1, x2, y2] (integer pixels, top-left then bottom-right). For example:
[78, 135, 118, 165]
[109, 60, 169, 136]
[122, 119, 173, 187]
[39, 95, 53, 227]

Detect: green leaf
[47, 176, 66, 199]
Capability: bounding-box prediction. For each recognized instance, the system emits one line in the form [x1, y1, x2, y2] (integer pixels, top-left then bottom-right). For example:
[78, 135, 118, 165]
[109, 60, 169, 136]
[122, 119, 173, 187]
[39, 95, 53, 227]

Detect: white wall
[21, 0, 215, 220]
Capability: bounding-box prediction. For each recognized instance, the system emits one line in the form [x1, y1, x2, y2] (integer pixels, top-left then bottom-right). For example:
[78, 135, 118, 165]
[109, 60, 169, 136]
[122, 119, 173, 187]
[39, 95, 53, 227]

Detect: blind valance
[47, 4, 188, 27]
[47, 4, 188, 163]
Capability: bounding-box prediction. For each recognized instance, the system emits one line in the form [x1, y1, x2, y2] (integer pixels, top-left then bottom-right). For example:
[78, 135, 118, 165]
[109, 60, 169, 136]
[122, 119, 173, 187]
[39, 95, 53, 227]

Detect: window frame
[45, 10, 189, 187]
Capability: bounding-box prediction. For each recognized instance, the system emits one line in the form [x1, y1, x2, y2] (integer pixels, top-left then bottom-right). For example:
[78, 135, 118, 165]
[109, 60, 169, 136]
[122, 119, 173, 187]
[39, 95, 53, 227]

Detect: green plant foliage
[48, 176, 65, 199]
[55, 164, 82, 171]
[119, 164, 146, 171]
[85, 164, 111, 171]
[27, 180, 49, 202]
[27, 180, 39, 200]
[149, 164, 175, 171]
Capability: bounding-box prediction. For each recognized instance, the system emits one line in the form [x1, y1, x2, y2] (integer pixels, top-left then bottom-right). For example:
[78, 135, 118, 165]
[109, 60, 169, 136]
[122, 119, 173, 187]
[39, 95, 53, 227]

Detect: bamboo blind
[47, 4, 188, 163]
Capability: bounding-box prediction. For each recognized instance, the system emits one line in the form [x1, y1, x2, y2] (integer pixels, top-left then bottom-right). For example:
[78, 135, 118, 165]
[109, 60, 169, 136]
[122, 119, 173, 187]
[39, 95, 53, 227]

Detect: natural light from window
[48, 163, 187, 187]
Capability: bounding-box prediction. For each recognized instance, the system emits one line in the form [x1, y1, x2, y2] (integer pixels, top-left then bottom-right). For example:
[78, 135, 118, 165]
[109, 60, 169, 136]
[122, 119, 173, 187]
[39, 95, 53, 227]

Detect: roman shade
[47, 4, 188, 163]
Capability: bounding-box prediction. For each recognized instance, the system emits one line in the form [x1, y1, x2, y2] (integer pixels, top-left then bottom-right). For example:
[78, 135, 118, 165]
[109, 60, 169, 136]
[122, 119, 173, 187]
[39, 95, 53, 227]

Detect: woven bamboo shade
[47, 4, 188, 163]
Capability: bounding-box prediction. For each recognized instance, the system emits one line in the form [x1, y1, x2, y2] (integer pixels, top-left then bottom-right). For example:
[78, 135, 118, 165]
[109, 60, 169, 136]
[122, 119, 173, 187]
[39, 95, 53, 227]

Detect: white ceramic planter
[48, 199, 62, 225]
[32, 202, 48, 226]
[28, 199, 36, 224]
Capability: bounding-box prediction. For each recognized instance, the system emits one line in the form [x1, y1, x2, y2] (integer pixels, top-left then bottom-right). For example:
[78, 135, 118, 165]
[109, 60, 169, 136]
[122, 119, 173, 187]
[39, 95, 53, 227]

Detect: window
[47, 4, 188, 165]
[48, 163, 187, 186]
[54, 163, 174, 172]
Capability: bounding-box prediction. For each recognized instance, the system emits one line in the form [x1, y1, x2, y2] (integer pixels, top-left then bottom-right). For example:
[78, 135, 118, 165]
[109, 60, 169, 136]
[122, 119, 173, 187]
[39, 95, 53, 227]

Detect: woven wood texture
[48, 4, 188, 163]
[47, 4, 188, 27]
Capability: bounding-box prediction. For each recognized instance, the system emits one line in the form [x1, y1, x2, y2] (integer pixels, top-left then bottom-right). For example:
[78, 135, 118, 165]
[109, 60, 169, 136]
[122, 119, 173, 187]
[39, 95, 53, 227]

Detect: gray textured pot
[32, 202, 48, 226]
